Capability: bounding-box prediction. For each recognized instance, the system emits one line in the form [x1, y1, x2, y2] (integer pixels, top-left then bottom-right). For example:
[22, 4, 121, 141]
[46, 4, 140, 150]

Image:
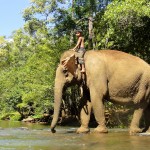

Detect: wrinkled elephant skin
[51, 50, 150, 135]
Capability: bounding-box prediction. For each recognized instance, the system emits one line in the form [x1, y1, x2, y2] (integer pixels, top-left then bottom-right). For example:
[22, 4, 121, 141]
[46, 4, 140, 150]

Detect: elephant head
[50, 50, 84, 133]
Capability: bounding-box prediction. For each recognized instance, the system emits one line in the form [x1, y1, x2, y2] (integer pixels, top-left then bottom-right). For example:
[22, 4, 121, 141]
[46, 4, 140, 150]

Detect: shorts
[76, 48, 86, 64]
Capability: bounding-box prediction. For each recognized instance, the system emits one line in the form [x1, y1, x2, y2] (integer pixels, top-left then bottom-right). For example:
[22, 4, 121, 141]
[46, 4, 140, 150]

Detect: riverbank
[0, 107, 136, 129]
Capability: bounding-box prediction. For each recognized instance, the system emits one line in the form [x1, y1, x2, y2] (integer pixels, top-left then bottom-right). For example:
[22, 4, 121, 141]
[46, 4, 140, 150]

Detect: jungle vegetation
[0, 0, 150, 127]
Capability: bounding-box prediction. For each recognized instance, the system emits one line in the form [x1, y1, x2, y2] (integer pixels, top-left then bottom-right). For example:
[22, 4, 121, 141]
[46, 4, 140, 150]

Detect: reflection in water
[0, 121, 150, 150]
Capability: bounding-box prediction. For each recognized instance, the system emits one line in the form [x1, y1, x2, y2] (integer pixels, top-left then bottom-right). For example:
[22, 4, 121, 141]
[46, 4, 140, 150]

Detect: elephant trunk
[51, 67, 65, 133]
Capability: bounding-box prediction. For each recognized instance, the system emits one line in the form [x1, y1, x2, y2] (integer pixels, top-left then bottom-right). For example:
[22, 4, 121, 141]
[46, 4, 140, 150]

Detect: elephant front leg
[76, 100, 91, 133]
[93, 100, 108, 133]
[90, 88, 108, 133]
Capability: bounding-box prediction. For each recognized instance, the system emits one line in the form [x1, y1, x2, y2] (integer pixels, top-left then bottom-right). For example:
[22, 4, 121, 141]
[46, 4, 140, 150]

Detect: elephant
[50, 49, 150, 135]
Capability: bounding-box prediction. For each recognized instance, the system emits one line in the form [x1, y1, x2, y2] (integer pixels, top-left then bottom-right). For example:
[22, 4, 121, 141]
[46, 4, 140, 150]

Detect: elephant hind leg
[129, 103, 147, 135]
[133, 77, 148, 104]
[143, 104, 150, 133]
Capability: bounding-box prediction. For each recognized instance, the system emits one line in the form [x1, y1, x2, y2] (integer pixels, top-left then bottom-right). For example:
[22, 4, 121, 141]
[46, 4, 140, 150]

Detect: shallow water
[0, 121, 150, 150]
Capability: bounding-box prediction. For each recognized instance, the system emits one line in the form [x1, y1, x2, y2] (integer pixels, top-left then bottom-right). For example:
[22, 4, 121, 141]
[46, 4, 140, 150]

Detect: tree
[94, 0, 150, 62]
[0, 37, 9, 69]
[69, 0, 111, 49]
[0, 0, 72, 120]
[0, 31, 58, 119]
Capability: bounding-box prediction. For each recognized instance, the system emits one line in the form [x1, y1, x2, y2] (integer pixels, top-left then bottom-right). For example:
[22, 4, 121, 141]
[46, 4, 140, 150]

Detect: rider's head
[75, 28, 83, 37]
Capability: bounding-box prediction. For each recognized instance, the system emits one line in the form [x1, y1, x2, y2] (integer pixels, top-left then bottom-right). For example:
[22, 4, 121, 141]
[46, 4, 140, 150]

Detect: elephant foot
[76, 126, 90, 134]
[145, 127, 150, 133]
[129, 127, 142, 135]
[94, 126, 108, 133]
[146, 130, 150, 134]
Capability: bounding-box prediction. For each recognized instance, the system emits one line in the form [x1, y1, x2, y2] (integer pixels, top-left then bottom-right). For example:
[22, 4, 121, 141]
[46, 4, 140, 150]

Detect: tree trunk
[88, 16, 92, 50]
[70, 0, 75, 46]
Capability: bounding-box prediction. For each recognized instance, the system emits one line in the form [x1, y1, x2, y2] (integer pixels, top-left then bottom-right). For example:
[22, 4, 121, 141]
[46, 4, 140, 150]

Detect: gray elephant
[51, 50, 150, 135]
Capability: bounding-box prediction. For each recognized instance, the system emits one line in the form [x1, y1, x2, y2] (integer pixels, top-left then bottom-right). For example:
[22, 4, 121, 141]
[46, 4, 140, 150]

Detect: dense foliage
[94, 0, 150, 62]
[0, 0, 149, 126]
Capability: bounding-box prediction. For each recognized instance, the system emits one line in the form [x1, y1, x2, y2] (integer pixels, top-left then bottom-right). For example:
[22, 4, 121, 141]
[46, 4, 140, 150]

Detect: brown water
[0, 121, 150, 150]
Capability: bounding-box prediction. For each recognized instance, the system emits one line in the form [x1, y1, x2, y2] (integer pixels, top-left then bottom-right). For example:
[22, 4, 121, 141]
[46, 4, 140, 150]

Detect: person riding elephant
[51, 49, 150, 135]
[72, 28, 86, 73]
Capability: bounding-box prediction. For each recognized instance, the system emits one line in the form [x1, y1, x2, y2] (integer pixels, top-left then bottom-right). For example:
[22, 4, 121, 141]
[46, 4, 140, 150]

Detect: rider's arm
[73, 37, 82, 51]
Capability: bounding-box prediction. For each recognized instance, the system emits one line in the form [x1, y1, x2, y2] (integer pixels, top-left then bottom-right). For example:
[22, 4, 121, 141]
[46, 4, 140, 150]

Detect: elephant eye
[63, 69, 67, 73]
[63, 69, 68, 77]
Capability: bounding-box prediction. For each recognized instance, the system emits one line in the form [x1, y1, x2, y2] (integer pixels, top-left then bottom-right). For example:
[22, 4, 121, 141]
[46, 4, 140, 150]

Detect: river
[0, 120, 150, 150]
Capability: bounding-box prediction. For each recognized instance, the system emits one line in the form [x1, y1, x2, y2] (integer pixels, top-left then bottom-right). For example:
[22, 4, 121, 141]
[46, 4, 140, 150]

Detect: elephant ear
[61, 54, 77, 76]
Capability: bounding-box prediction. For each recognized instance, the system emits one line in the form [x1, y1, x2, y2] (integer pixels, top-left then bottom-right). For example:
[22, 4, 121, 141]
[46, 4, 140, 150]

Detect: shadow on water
[0, 120, 150, 150]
